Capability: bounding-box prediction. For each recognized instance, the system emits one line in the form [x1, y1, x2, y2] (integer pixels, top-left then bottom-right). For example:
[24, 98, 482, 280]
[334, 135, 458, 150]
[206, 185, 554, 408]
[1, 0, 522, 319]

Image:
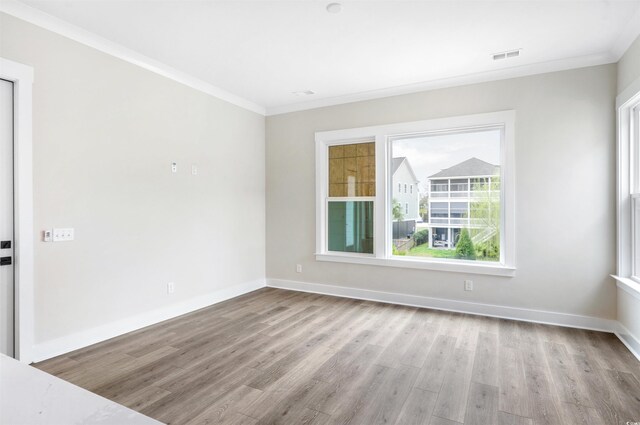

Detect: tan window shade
[328, 142, 375, 197]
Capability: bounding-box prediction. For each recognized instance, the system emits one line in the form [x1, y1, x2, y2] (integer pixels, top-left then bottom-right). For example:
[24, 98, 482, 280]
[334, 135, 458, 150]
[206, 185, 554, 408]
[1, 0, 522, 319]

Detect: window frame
[315, 111, 516, 277]
[615, 85, 640, 287]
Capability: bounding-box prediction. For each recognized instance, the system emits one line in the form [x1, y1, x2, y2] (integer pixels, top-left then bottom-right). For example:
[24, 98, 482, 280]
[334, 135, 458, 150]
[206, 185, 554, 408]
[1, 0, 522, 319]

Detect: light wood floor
[35, 288, 640, 425]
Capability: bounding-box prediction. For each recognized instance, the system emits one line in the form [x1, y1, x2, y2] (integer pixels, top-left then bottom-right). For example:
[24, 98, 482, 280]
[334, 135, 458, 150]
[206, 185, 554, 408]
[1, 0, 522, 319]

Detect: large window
[316, 111, 515, 276]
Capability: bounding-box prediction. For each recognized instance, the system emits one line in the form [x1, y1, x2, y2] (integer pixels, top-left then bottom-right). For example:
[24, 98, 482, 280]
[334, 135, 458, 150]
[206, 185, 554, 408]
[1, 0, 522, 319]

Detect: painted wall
[266, 64, 617, 320]
[616, 34, 640, 353]
[618, 34, 640, 95]
[0, 14, 265, 349]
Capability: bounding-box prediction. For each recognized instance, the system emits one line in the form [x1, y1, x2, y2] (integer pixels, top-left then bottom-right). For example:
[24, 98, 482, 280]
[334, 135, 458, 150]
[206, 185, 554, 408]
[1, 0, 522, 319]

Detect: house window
[316, 111, 515, 276]
[617, 90, 640, 284]
[326, 142, 375, 254]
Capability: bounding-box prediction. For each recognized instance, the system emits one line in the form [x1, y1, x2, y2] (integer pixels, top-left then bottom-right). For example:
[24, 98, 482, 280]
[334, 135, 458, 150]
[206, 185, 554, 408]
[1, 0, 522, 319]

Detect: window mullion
[375, 134, 388, 259]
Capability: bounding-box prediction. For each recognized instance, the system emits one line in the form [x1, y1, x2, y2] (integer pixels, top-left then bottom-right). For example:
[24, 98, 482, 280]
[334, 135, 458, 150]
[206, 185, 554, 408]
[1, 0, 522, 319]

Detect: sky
[392, 129, 501, 190]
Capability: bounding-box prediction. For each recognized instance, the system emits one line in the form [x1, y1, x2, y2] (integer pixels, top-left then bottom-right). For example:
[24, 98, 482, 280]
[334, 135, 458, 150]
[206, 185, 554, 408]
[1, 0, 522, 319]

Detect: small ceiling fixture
[492, 48, 521, 61]
[326, 3, 342, 14]
[292, 90, 315, 96]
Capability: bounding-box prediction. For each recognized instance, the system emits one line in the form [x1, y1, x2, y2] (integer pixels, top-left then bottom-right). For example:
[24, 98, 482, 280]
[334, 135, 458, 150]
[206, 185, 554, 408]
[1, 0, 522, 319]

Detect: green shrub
[412, 229, 429, 246]
[455, 229, 476, 260]
[392, 245, 406, 256]
[475, 238, 500, 260]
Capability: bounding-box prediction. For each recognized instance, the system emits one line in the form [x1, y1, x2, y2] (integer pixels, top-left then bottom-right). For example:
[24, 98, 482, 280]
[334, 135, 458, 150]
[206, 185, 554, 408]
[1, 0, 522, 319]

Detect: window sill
[611, 275, 640, 301]
[316, 253, 516, 277]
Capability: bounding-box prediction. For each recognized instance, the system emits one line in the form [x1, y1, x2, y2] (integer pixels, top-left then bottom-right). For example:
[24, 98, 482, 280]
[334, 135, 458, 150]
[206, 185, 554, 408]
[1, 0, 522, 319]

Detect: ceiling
[6, 0, 640, 114]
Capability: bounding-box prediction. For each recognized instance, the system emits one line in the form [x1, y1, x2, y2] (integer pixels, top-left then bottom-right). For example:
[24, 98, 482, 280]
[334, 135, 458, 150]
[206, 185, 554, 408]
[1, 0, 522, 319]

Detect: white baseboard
[615, 322, 640, 361]
[266, 278, 617, 332]
[33, 279, 266, 363]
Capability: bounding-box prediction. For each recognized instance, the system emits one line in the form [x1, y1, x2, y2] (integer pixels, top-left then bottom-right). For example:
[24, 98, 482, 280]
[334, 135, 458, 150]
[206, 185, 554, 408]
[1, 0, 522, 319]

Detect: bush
[475, 238, 500, 260]
[455, 229, 476, 260]
[412, 229, 429, 246]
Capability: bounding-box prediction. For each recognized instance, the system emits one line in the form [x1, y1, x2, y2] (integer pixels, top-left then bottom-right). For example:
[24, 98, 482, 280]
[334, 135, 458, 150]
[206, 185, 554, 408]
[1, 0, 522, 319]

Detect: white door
[0, 78, 14, 357]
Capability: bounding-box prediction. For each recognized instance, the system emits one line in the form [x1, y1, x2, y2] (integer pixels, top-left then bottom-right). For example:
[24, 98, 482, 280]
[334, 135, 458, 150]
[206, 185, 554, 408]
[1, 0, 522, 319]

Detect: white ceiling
[7, 0, 640, 114]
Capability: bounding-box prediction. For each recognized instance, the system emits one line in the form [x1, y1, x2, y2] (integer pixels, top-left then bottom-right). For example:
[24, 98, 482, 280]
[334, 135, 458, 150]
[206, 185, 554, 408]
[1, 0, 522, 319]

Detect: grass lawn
[403, 243, 499, 262]
[405, 244, 457, 258]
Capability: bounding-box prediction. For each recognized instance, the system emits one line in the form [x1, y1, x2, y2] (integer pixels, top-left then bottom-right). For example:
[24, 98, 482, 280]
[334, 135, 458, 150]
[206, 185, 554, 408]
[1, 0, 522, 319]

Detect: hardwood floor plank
[498, 345, 529, 417]
[350, 364, 419, 425]
[394, 387, 437, 425]
[432, 348, 474, 423]
[471, 331, 499, 387]
[464, 382, 499, 425]
[414, 335, 457, 393]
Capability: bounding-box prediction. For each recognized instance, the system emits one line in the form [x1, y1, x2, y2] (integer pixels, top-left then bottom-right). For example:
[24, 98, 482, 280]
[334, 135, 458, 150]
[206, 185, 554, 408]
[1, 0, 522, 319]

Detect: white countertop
[0, 354, 163, 425]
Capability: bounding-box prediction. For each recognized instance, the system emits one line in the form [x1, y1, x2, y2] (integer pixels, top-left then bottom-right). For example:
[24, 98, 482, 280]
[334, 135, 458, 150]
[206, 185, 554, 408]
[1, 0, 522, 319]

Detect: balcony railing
[427, 217, 489, 227]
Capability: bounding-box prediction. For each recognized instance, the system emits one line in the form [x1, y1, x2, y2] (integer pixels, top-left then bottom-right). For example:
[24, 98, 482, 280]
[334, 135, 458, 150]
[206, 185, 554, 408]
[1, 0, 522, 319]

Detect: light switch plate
[53, 228, 74, 242]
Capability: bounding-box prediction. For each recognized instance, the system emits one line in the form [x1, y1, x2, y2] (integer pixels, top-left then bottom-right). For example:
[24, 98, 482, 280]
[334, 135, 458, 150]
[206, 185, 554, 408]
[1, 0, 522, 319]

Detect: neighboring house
[392, 157, 420, 221]
[427, 157, 500, 248]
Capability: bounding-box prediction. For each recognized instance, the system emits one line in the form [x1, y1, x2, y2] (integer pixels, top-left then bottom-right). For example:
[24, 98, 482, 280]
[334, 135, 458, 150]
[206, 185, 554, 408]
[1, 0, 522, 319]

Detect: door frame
[0, 57, 34, 363]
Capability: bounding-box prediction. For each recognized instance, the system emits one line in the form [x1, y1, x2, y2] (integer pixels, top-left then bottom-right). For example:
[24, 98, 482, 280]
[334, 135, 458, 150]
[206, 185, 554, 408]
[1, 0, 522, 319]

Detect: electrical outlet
[171, 162, 177, 173]
[167, 282, 175, 294]
[43, 230, 52, 242]
[191, 164, 198, 175]
[464, 280, 473, 291]
[296, 264, 302, 273]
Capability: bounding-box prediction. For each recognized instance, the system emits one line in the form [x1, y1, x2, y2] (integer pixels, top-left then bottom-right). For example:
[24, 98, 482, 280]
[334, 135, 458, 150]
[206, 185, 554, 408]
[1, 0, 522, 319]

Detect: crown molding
[0, 0, 266, 115]
[265, 52, 617, 116]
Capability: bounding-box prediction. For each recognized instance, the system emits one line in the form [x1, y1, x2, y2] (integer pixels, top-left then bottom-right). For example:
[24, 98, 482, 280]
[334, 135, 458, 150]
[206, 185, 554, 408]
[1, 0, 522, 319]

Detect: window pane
[391, 129, 501, 262]
[328, 201, 374, 253]
[329, 142, 375, 197]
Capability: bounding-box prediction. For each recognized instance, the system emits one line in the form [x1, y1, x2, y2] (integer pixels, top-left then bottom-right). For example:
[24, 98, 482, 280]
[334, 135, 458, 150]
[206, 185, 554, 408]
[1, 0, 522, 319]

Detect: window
[316, 111, 515, 276]
[326, 142, 375, 254]
[616, 88, 640, 285]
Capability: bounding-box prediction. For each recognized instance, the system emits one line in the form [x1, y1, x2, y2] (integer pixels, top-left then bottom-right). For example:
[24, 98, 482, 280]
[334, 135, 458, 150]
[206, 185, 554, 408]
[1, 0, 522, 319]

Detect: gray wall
[266, 64, 617, 320]
[0, 13, 266, 344]
[618, 34, 640, 95]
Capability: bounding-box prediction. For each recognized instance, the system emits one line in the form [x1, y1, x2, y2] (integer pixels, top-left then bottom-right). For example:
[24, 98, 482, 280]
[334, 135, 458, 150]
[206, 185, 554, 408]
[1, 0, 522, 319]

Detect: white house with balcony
[392, 157, 420, 221]
[427, 157, 500, 248]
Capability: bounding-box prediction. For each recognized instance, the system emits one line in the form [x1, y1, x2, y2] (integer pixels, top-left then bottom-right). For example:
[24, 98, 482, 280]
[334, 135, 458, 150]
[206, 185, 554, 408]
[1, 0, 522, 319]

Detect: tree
[469, 177, 500, 260]
[455, 229, 476, 260]
[419, 195, 429, 221]
[392, 198, 404, 221]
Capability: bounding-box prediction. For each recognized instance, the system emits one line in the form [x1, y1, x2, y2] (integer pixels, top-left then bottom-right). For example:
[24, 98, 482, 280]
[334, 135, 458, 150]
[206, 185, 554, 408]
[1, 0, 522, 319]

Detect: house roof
[391, 157, 419, 183]
[428, 157, 499, 179]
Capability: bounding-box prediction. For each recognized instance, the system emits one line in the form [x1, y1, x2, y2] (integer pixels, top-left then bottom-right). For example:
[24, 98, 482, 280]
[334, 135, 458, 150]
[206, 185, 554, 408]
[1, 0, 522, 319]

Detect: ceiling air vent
[493, 49, 521, 61]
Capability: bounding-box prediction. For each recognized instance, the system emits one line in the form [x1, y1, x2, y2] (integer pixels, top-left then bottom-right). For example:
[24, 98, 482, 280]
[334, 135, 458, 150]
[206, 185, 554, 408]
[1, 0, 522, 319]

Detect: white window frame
[614, 80, 640, 293]
[316, 111, 516, 277]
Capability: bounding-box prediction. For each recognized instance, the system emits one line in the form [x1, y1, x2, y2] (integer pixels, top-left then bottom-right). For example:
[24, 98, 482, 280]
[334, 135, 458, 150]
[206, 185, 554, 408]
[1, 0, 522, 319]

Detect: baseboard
[615, 322, 640, 361]
[32, 279, 266, 363]
[266, 278, 617, 332]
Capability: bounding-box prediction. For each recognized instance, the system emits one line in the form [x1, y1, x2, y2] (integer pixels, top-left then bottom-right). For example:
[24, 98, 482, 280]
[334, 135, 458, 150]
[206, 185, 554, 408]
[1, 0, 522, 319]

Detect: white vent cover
[493, 49, 521, 60]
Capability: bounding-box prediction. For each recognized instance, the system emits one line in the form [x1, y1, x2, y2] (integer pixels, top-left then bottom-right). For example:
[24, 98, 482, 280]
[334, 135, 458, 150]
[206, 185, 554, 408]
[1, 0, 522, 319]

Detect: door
[0, 78, 14, 357]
